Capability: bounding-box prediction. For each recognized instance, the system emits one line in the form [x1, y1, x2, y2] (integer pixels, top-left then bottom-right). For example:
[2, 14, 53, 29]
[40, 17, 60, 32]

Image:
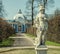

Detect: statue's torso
[34, 12, 48, 31]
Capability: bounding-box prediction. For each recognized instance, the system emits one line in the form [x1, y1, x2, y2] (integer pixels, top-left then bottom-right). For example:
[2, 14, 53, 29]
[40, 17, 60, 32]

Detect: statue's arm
[33, 16, 38, 27]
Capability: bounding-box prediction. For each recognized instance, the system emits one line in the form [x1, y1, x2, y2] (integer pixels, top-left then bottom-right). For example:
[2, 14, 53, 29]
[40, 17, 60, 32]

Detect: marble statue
[34, 5, 48, 47]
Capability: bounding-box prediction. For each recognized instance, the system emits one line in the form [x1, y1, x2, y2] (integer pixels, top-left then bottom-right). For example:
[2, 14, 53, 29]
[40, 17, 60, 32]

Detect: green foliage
[0, 38, 14, 47]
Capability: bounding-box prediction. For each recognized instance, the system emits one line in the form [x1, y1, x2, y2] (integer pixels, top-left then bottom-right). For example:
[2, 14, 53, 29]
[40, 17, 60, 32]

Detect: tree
[54, 9, 60, 16]
[25, 0, 54, 25]
[35, 0, 54, 12]
[31, 0, 34, 25]
[0, 0, 6, 18]
[25, 0, 38, 25]
[47, 9, 60, 43]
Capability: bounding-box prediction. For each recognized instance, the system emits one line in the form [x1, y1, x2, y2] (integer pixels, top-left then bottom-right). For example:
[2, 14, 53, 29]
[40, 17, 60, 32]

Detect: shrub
[0, 18, 15, 42]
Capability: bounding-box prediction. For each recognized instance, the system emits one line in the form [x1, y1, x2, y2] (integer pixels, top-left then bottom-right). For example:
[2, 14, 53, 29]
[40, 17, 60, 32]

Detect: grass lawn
[0, 49, 60, 54]
[0, 38, 14, 47]
[26, 33, 36, 39]
[46, 41, 60, 46]
[25, 33, 60, 46]
[0, 34, 16, 47]
[10, 34, 16, 37]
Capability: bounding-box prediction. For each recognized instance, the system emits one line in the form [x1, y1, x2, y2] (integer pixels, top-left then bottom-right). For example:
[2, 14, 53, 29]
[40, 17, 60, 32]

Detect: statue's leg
[36, 29, 42, 47]
[39, 31, 43, 45]
[35, 29, 39, 46]
[41, 30, 47, 45]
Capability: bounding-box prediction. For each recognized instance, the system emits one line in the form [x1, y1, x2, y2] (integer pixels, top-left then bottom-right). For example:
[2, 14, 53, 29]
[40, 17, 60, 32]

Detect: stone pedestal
[35, 45, 48, 54]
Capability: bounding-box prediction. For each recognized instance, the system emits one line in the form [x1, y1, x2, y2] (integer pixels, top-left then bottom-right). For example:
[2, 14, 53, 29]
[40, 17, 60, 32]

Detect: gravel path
[10, 32, 34, 47]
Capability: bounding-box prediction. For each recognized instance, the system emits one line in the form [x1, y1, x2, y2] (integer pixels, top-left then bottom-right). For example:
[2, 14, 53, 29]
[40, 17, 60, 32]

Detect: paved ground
[10, 32, 34, 47]
[0, 32, 60, 54]
[9, 32, 60, 48]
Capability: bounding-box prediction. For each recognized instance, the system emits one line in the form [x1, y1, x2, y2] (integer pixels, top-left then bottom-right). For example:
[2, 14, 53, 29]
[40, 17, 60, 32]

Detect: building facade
[6, 9, 27, 33]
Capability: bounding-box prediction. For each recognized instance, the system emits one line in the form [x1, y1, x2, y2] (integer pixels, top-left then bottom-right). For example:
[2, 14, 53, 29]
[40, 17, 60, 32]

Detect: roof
[13, 9, 27, 24]
[14, 9, 25, 20]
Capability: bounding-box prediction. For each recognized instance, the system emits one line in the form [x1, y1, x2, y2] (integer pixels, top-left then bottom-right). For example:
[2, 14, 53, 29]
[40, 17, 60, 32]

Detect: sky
[2, 0, 60, 20]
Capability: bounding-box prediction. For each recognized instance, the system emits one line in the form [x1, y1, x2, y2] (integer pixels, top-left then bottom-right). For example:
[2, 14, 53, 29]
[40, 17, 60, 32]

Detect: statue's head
[38, 4, 45, 14]
[18, 9, 22, 14]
